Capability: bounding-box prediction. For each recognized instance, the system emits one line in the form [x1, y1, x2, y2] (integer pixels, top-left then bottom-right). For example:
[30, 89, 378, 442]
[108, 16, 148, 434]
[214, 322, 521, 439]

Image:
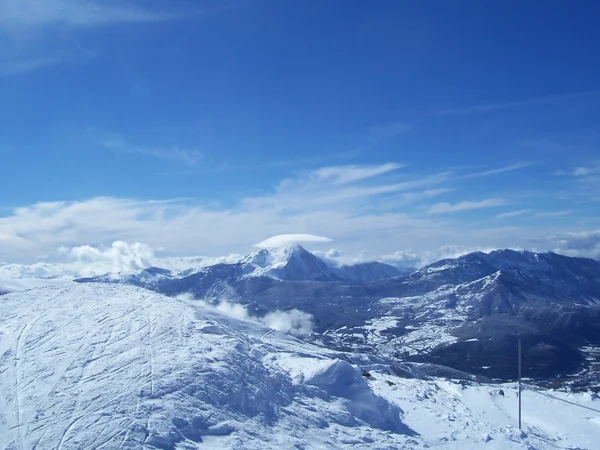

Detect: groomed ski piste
[1, 284, 599, 449]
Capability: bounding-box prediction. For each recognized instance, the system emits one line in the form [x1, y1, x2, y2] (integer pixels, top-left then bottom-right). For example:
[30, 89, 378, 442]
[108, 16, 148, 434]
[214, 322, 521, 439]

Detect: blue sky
[1, 0, 600, 264]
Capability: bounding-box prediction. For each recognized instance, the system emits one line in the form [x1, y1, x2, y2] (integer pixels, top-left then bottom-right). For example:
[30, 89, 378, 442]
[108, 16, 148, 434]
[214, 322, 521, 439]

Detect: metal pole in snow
[518, 338, 522, 430]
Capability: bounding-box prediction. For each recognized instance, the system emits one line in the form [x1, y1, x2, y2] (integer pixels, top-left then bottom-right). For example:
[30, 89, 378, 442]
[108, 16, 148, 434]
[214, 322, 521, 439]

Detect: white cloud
[184, 296, 314, 337]
[380, 245, 500, 268]
[255, 234, 332, 249]
[324, 249, 341, 258]
[0, 162, 595, 265]
[496, 209, 532, 219]
[396, 188, 453, 202]
[534, 210, 571, 218]
[557, 165, 600, 177]
[539, 230, 600, 260]
[434, 89, 600, 116]
[157, 254, 244, 272]
[214, 301, 251, 321]
[0, 241, 154, 280]
[573, 167, 594, 176]
[0, 1, 203, 77]
[102, 134, 202, 165]
[67, 241, 155, 272]
[261, 309, 314, 337]
[428, 198, 506, 214]
[555, 163, 600, 202]
[1, 193, 433, 263]
[378, 250, 423, 268]
[0, 241, 244, 281]
[462, 162, 533, 179]
[368, 122, 411, 138]
[313, 248, 373, 267]
[0, 0, 198, 28]
[0, 57, 61, 76]
[311, 163, 402, 185]
[242, 168, 450, 215]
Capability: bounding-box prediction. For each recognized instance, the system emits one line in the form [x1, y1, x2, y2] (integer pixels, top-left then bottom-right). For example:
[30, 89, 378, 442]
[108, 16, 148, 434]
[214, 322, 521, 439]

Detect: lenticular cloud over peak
[254, 234, 332, 249]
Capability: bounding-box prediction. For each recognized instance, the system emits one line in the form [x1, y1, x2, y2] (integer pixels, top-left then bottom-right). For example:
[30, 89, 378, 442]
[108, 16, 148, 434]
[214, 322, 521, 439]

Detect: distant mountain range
[76, 244, 407, 285]
[73, 246, 600, 385]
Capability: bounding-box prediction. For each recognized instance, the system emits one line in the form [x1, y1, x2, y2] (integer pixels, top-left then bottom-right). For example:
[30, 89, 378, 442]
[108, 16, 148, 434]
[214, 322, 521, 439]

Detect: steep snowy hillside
[1, 284, 599, 449]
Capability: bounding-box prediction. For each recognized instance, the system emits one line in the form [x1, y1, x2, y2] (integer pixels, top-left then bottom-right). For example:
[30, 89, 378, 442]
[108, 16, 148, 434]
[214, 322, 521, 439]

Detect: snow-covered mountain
[240, 245, 339, 281]
[76, 266, 177, 288]
[76, 244, 405, 286]
[10, 247, 600, 383]
[1, 284, 599, 449]
[329, 250, 600, 380]
[240, 245, 405, 282]
[76, 248, 600, 383]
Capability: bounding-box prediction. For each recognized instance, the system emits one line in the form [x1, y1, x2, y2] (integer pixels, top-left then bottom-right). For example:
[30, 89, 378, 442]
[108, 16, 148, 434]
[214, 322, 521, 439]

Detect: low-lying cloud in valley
[178, 294, 314, 337]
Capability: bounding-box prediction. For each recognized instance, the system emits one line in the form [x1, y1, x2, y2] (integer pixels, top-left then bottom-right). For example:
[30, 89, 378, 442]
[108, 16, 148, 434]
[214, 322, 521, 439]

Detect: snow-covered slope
[1, 284, 599, 449]
[0, 284, 413, 449]
[0, 276, 73, 293]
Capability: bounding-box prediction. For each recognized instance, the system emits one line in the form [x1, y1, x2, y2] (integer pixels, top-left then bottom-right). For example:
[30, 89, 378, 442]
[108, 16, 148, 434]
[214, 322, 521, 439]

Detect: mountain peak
[275, 244, 310, 259]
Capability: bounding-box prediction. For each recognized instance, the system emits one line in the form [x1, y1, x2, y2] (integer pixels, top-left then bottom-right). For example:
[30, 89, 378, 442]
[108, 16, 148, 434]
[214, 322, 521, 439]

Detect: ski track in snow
[1, 283, 599, 449]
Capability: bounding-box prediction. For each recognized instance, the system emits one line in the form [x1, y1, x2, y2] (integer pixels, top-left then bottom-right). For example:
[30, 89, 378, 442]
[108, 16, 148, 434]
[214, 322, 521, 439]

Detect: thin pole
[518, 338, 522, 430]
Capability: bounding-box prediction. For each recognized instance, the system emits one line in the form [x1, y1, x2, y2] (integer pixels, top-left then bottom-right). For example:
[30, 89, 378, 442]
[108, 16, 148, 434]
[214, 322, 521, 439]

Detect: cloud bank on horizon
[0, 162, 599, 266]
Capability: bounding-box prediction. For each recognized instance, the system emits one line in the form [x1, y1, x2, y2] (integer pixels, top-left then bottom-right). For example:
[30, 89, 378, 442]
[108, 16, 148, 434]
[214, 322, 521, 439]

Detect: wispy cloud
[0, 161, 593, 264]
[368, 122, 411, 139]
[555, 166, 599, 176]
[534, 210, 571, 218]
[101, 134, 202, 166]
[0, 57, 61, 76]
[495, 209, 532, 219]
[311, 163, 403, 185]
[0, 0, 201, 28]
[243, 166, 451, 214]
[536, 229, 600, 260]
[433, 89, 600, 116]
[462, 162, 534, 179]
[573, 167, 591, 176]
[0, 1, 204, 77]
[572, 166, 600, 176]
[555, 162, 600, 201]
[428, 198, 506, 214]
[159, 150, 362, 176]
[0, 164, 451, 262]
